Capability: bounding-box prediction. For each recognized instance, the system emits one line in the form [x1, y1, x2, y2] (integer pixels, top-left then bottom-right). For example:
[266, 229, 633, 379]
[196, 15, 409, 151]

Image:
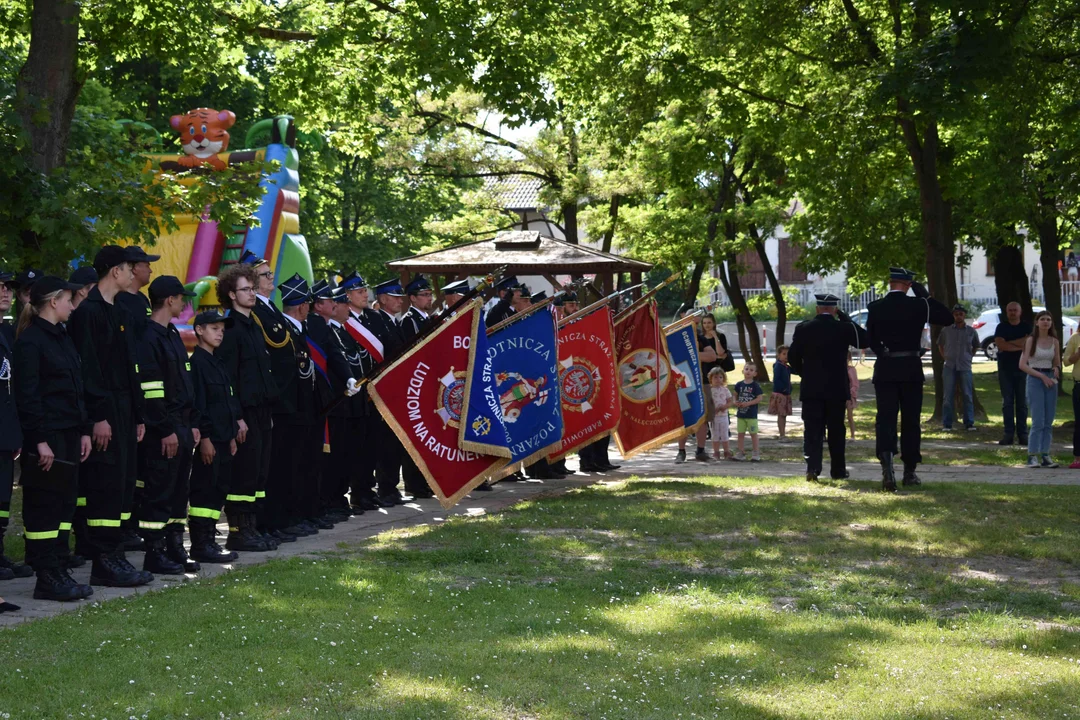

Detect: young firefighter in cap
[369, 278, 410, 504]
[136, 276, 201, 574]
[68, 245, 152, 587]
[216, 263, 279, 551]
[68, 266, 98, 310]
[866, 267, 953, 490]
[400, 275, 436, 498]
[788, 294, 869, 483]
[340, 271, 381, 508]
[187, 311, 241, 563]
[0, 269, 33, 581]
[263, 274, 321, 539]
[13, 276, 94, 601]
[309, 281, 368, 517]
[10, 268, 42, 316]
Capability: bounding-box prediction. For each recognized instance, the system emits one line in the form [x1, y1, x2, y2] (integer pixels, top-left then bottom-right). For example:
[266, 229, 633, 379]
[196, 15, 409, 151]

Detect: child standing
[846, 352, 859, 440]
[768, 345, 793, 439]
[708, 367, 733, 460]
[734, 363, 764, 462]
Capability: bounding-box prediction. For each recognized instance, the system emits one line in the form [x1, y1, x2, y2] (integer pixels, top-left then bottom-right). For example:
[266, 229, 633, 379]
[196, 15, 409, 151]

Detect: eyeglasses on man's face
[234, 285, 256, 295]
[257, 271, 273, 279]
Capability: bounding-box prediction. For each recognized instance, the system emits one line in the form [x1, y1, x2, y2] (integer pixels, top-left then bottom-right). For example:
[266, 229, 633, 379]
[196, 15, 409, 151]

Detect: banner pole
[558, 283, 646, 328]
[613, 272, 683, 324]
[485, 291, 566, 335]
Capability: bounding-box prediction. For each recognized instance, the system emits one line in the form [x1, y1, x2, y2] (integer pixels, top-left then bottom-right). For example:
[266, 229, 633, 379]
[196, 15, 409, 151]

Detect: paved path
[3, 447, 1079, 627]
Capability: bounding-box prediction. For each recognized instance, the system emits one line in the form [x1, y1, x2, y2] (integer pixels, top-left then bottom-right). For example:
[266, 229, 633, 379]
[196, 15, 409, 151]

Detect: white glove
[346, 378, 362, 397]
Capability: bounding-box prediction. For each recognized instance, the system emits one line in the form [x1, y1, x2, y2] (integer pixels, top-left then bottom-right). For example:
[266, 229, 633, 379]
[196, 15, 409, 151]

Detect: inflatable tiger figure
[170, 108, 236, 171]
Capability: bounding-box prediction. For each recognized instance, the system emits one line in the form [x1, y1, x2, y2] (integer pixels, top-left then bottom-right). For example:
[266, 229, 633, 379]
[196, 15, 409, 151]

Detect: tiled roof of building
[483, 175, 545, 211]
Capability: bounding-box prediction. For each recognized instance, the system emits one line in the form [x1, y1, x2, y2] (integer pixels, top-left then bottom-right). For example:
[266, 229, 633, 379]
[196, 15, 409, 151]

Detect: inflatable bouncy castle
[125, 110, 313, 320]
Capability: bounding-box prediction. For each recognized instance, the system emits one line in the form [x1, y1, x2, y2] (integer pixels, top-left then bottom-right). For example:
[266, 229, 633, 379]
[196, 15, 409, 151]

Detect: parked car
[972, 307, 1077, 361]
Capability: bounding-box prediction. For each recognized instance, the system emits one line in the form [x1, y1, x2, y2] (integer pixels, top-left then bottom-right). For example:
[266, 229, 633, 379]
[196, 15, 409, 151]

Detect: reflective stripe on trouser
[190, 439, 232, 523]
[137, 431, 182, 540]
[22, 428, 81, 571]
[79, 401, 138, 556]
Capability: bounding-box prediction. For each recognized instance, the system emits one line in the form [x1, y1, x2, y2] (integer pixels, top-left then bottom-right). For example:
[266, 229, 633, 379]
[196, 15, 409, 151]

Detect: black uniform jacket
[307, 313, 353, 406]
[68, 286, 143, 429]
[0, 322, 21, 452]
[363, 308, 405, 358]
[788, 313, 869, 402]
[279, 315, 319, 425]
[867, 291, 953, 383]
[331, 318, 375, 417]
[139, 320, 197, 441]
[400, 306, 428, 341]
[486, 296, 514, 327]
[253, 298, 298, 417]
[115, 290, 151, 339]
[218, 309, 278, 411]
[190, 346, 242, 444]
[13, 316, 88, 445]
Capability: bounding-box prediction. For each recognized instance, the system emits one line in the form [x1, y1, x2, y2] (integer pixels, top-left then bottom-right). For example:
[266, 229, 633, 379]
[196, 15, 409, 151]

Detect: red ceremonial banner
[612, 300, 686, 458]
[549, 308, 621, 461]
[368, 300, 508, 508]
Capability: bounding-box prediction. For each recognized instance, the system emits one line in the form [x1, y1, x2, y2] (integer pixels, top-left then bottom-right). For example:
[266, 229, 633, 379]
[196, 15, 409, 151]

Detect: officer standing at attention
[13, 276, 94, 601]
[485, 276, 520, 327]
[0, 269, 34, 580]
[788, 294, 869, 482]
[186, 311, 242, 563]
[329, 287, 376, 509]
[368, 279, 410, 504]
[136, 276, 200, 574]
[400, 275, 436, 499]
[216, 262, 278, 551]
[441, 278, 470, 310]
[68, 246, 152, 587]
[340, 271, 380, 505]
[866, 267, 953, 490]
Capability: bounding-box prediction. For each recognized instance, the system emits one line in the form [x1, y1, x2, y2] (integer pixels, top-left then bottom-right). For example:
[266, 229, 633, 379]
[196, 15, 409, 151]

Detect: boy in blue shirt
[734, 363, 764, 461]
[769, 345, 793, 440]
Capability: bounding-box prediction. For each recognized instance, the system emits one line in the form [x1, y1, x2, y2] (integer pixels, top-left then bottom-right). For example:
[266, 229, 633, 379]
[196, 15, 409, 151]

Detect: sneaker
[1041, 455, 1059, 469]
[733, 453, 746, 462]
[1026, 455, 1040, 468]
[1069, 460, 1080, 469]
[674, 449, 686, 464]
[942, 426, 952, 431]
[965, 426, 978, 432]
[694, 448, 711, 462]
[750, 455, 762, 463]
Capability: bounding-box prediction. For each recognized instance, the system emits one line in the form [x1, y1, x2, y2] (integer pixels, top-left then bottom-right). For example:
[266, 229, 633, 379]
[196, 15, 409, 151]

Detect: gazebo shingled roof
[386, 231, 653, 278]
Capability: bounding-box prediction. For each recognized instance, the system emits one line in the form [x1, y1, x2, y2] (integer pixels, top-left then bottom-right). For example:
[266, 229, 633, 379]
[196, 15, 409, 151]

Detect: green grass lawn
[3, 475, 1080, 719]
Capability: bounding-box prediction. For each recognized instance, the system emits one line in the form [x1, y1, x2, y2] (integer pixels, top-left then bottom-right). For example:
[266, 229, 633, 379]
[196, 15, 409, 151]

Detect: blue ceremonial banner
[664, 316, 706, 433]
[459, 307, 564, 467]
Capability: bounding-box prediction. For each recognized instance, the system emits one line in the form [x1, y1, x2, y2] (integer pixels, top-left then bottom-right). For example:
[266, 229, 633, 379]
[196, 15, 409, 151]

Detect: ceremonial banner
[369, 300, 507, 508]
[548, 308, 620, 461]
[613, 300, 686, 458]
[460, 307, 563, 470]
[664, 316, 706, 434]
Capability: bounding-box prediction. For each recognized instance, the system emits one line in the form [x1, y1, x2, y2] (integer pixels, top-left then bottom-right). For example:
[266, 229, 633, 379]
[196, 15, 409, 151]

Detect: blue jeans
[942, 367, 974, 428]
[998, 365, 1029, 440]
[1026, 374, 1057, 456]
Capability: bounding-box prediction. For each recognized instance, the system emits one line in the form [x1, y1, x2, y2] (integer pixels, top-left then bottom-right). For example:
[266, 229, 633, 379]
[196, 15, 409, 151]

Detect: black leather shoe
[355, 496, 379, 511]
[806, 471, 819, 482]
[831, 471, 850, 480]
[411, 488, 435, 499]
[881, 452, 897, 492]
[902, 470, 922, 486]
[34, 568, 93, 601]
[0, 553, 34, 578]
[474, 481, 492, 491]
[998, 436, 1014, 446]
[0, 566, 13, 581]
[599, 463, 621, 471]
[144, 542, 186, 575]
[90, 553, 153, 587]
[283, 524, 313, 537]
[577, 462, 604, 472]
[377, 494, 400, 506]
[271, 529, 298, 543]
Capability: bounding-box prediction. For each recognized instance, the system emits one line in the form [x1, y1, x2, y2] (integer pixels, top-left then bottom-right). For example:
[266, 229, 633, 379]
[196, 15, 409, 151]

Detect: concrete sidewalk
[3, 447, 1078, 627]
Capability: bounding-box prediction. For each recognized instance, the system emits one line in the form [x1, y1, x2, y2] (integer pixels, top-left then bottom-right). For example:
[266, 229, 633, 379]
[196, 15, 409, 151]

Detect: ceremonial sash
[306, 337, 332, 453]
[368, 300, 507, 508]
[548, 307, 620, 460]
[346, 315, 384, 362]
[612, 299, 686, 458]
[663, 316, 706, 434]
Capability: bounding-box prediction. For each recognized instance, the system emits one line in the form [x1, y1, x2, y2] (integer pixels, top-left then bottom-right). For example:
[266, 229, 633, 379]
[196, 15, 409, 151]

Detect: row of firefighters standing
[0, 246, 616, 604]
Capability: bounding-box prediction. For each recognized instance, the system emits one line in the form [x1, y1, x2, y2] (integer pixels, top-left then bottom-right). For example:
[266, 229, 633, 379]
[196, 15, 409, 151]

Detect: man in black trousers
[866, 267, 953, 490]
[788, 294, 869, 482]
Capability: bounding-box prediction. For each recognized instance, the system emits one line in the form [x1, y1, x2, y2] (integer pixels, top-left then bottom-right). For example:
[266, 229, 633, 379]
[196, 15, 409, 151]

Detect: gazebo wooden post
[631, 271, 643, 300]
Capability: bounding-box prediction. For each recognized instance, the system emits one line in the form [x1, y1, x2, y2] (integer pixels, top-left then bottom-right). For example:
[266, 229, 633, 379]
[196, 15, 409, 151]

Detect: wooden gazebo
[386, 231, 652, 298]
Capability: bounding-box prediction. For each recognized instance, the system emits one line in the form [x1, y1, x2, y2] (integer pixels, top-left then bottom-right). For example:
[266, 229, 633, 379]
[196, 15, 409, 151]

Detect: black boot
[63, 554, 87, 569]
[144, 538, 186, 575]
[165, 526, 201, 572]
[189, 519, 238, 563]
[880, 452, 897, 492]
[225, 514, 272, 552]
[90, 551, 153, 587]
[902, 466, 922, 486]
[0, 524, 33, 578]
[33, 567, 93, 601]
[119, 527, 145, 552]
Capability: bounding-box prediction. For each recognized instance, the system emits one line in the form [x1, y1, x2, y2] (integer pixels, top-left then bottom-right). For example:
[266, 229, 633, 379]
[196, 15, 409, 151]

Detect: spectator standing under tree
[1063, 328, 1080, 469]
[1068, 252, 1080, 281]
[768, 345, 793, 440]
[675, 312, 734, 463]
[995, 302, 1032, 446]
[938, 304, 980, 431]
[1019, 311, 1061, 468]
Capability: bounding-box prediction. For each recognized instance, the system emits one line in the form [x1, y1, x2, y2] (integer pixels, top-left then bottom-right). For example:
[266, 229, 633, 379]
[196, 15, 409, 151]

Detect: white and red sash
[346, 313, 384, 362]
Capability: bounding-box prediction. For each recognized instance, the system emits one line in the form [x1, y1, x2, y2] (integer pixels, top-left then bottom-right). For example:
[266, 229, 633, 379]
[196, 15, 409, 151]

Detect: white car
[973, 307, 1077, 361]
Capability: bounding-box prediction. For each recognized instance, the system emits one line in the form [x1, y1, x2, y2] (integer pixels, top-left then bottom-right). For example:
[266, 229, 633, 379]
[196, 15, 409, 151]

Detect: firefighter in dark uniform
[135, 275, 200, 574]
[264, 274, 320, 539]
[867, 267, 953, 490]
[485, 276, 521, 327]
[68, 246, 152, 587]
[441, 278, 470, 309]
[187, 311, 241, 563]
[340, 271, 381, 509]
[308, 280, 365, 518]
[0, 269, 33, 580]
[216, 262, 279, 551]
[367, 278, 410, 504]
[399, 275, 436, 498]
[329, 286, 376, 509]
[13, 276, 94, 601]
[788, 294, 869, 482]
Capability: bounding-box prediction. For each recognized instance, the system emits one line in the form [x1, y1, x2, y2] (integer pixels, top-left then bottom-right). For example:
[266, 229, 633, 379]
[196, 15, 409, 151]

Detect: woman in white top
[1019, 311, 1061, 467]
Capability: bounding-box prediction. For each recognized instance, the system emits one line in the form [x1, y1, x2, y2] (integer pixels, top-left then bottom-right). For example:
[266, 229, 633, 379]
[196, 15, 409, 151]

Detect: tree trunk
[561, 200, 579, 245]
[16, 0, 82, 178]
[600, 195, 621, 253]
[750, 223, 786, 346]
[684, 259, 706, 309]
[991, 236, 1034, 322]
[724, 247, 770, 383]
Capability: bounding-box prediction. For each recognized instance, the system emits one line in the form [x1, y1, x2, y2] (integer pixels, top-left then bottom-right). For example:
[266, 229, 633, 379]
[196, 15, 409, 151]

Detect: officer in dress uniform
[400, 275, 437, 498]
[340, 271, 380, 507]
[867, 267, 953, 491]
[441, 278, 471, 310]
[0, 269, 33, 580]
[485, 276, 521, 327]
[136, 276, 200, 575]
[788, 293, 869, 482]
[367, 278, 410, 504]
